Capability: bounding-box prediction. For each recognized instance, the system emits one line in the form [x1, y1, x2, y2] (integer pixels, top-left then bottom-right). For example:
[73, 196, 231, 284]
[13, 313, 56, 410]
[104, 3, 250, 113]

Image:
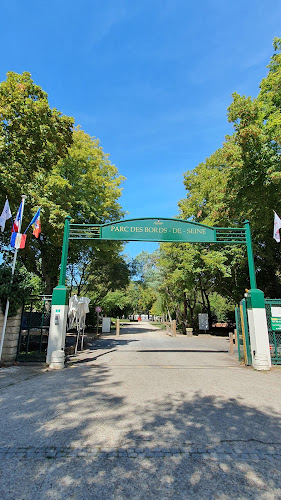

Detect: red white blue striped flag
[12, 202, 22, 233]
[10, 232, 26, 249]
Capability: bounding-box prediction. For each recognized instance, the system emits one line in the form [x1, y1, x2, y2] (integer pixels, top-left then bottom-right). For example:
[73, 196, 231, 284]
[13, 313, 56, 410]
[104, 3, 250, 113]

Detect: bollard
[172, 320, 177, 337]
[229, 332, 234, 355]
[49, 349, 65, 370]
[234, 328, 238, 348]
[116, 318, 120, 336]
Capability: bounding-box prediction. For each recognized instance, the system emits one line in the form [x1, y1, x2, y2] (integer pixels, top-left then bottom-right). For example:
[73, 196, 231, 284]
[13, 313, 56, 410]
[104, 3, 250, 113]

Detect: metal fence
[235, 298, 251, 365]
[235, 305, 244, 362]
[236, 297, 281, 366]
[265, 299, 281, 365]
[17, 295, 52, 362]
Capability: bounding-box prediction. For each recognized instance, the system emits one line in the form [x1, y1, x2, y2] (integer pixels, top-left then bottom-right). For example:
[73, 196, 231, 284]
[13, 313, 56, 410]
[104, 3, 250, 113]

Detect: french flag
[10, 232, 26, 249]
[12, 202, 22, 233]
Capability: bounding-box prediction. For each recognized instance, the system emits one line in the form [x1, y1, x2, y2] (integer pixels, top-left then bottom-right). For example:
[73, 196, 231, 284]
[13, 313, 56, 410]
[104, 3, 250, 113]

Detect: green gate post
[244, 220, 257, 290]
[59, 216, 71, 286]
[243, 221, 271, 369]
[241, 298, 252, 365]
[46, 216, 71, 365]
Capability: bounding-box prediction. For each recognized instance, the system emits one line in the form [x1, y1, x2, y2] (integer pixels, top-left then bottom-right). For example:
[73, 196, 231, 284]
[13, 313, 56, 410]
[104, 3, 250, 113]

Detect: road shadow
[137, 349, 228, 353]
[0, 374, 280, 498]
[119, 324, 162, 335]
[0, 336, 281, 499]
[88, 337, 140, 350]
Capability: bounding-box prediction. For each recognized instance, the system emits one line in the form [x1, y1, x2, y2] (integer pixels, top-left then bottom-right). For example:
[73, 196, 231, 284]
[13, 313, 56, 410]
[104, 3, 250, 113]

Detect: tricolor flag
[12, 202, 22, 233]
[30, 209, 41, 238]
[10, 232, 26, 249]
[0, 199, 12, 232]
[273, 211, 281, 243]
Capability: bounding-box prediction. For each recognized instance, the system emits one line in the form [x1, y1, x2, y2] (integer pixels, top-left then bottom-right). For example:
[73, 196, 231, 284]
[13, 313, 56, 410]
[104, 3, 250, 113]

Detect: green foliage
[156, 241, 236, 330]
[101, 289, 130, 317]
[0, 264, 42, 316]
[132, 250, 162, 289]
[143, 37, 281, 329]
[129, 251, 163, 315]
[0, 72, 126, 292]
[150, 294, 165, 316]
[178, 37, 281, 300]
[68, 243, 130, 305]
[0, 71, 73, 203]
[209, 293, 235, 323]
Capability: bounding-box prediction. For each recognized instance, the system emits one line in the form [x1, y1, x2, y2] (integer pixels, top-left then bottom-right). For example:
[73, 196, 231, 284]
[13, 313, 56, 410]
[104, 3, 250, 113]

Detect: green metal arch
[100, 217, 213, 229]
[59, 216, 257, 290]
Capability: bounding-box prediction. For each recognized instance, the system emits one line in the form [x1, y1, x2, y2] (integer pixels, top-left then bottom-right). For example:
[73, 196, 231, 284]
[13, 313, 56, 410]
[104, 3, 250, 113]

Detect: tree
[0, 71, 73, 203]
[0, 71, 73, 289]
[224, 38, 281, 296]
[0, 72, 126, 292]
[0, 263, 42, 316]
[131, 251, 163, 316]
[132, 250, 163, 290]
[68, 243, 130, 301]
[102, 290, 130, 318]
[178, 37, 281, 300]
[178, 145, 249, 303]
[156, 241, 235, 332]
[28, 127, 126, 292]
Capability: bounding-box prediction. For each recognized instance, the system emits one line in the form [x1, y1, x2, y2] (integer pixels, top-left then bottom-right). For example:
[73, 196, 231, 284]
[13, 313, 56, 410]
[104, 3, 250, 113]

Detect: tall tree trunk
[165, 287, 184, 332]
[186, 290, 197, 331]
[182, 292, 189, 333]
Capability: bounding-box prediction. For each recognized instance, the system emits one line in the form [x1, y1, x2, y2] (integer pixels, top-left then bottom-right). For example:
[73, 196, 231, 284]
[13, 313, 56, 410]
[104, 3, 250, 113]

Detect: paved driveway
[0, 322, 280, 499]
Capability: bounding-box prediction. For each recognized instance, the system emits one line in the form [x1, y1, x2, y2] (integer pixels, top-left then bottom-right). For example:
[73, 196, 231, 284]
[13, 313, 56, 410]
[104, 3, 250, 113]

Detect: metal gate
[265, 299, 281, 365]
[235, 298, 252, 365]
[17, 295, 52, 361]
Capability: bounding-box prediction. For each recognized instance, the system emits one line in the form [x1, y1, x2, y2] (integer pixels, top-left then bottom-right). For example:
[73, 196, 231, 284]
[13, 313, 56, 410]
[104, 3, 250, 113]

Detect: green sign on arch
[58, 217, 257, 290]
[102, 218, 215, 243]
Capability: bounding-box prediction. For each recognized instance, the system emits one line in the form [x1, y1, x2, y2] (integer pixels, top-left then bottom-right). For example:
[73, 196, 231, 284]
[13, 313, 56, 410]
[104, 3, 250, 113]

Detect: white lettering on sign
[109, 224, 208, 235]
[186, 228, 206, 234]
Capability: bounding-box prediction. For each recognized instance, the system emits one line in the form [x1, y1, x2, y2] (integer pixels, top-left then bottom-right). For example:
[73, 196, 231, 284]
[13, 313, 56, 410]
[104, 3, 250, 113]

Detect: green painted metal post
[244, 220, 257, 290]
[59, 216, 71, 286]
[241, 298, 252, 365]
[234, 306, 242, 362]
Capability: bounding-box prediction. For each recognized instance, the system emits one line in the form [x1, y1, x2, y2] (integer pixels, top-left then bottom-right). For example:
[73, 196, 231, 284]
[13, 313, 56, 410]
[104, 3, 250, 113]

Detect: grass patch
[150, 321, 167, 331]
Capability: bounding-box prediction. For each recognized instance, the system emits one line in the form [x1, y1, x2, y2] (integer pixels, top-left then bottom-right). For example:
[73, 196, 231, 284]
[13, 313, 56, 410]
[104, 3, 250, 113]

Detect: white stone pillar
[246, 289, 271, 370]
[46, 286, 69, 365]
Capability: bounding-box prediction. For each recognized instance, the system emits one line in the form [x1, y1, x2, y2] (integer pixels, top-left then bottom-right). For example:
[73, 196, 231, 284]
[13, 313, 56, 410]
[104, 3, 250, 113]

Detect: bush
[0, 264, 40, 316]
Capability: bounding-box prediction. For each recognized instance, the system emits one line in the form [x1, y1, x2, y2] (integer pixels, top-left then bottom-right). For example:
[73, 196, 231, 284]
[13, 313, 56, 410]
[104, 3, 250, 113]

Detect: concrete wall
[0, 305, 22, 363]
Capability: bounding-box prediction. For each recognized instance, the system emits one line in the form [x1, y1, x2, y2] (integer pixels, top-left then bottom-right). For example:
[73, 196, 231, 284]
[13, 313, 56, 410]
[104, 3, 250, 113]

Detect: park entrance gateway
[46, 217, 271, 370]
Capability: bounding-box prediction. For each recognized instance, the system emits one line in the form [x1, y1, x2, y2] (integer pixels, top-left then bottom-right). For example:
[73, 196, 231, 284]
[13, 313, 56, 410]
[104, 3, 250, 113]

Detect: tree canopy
[179, 37, 281, 301]
[0, 72, 127, 293]
[107, 37, 281, 331]
[2, 37, 281, 325]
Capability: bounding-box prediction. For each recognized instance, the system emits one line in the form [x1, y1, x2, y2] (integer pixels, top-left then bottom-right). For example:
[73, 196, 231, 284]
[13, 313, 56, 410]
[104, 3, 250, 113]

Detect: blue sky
[1, 0, 281, 258]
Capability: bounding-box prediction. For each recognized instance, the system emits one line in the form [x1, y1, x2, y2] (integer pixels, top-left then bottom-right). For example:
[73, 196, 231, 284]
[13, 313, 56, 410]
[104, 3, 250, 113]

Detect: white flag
[0, 199, 12, 232]
[273, 212, 281, 242]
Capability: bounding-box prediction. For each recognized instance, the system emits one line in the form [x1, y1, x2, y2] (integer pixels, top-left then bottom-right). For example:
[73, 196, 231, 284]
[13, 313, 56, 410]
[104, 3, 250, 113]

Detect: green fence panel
[265, 299, 281, 365]
[235, 299, 252, 365]
[235, 306, 243, 362]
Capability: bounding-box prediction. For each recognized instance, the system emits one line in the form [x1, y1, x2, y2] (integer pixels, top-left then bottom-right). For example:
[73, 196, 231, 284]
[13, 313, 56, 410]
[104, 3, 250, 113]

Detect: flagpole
[0, 195, 27, 362]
